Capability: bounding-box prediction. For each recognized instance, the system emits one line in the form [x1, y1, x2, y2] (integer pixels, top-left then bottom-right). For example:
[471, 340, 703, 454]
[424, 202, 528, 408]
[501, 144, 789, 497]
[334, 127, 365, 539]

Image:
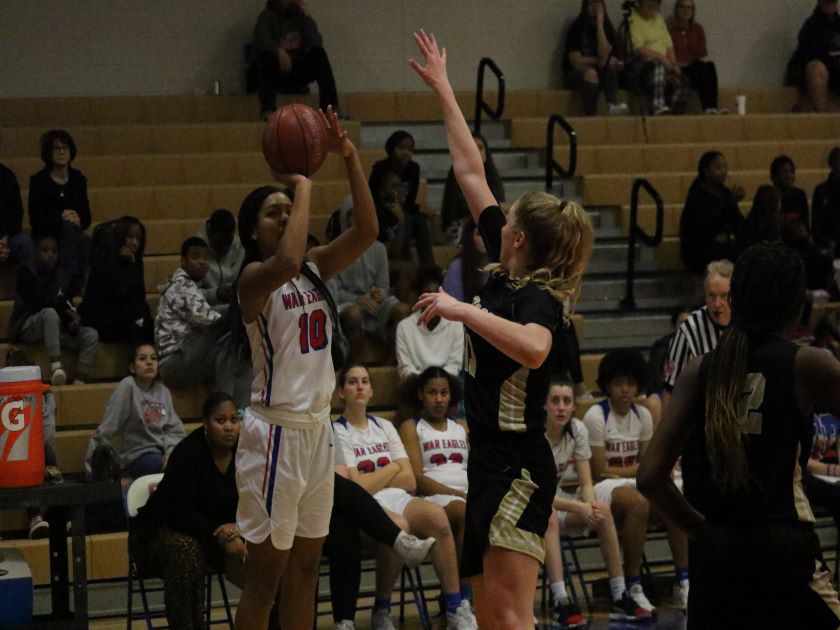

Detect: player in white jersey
[542, 380, 653, 627]
[334, 364, 477, 630]
[399, 367, 469, 558]
[582, 350, 689, 612]
[232, 107, 380, 630]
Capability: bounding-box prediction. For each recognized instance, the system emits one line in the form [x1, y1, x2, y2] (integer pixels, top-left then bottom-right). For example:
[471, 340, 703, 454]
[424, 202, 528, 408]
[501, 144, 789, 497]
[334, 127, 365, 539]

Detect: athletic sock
[675, 567, 689, 583]
[373, 597, 391, 612]
[460, 584, 472, 601]
[550, 581, 568, 602]
[609, 576, 627, 601]
[442, 592, 462, 614]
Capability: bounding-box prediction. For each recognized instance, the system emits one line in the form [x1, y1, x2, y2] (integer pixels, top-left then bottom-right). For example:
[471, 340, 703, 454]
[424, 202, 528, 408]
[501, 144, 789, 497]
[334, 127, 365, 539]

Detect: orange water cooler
[0, 366, 50, 489]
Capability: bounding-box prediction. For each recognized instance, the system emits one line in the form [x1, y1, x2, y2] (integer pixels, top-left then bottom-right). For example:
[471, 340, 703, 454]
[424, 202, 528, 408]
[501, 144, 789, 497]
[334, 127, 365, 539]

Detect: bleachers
[0, 86, 833, 594]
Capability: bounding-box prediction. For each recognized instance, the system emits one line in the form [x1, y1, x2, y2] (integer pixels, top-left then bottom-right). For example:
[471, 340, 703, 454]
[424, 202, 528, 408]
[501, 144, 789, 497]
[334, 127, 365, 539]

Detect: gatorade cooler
[0, 366, 50, 489]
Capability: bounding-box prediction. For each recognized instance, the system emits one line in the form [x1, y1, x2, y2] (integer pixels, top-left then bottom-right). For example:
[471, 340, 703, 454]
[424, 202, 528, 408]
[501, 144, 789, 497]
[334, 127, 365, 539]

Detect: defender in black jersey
[639, 242, 840, 629]
[410, 31, 593, 629]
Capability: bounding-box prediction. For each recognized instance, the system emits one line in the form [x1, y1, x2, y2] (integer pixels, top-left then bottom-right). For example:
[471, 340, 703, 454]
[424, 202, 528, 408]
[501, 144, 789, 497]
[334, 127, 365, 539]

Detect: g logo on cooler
[1, 399, 26, 432]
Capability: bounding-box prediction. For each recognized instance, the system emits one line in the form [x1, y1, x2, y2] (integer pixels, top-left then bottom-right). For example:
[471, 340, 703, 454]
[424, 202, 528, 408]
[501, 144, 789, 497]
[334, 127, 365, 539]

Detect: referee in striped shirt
[664, 260, 733, 400]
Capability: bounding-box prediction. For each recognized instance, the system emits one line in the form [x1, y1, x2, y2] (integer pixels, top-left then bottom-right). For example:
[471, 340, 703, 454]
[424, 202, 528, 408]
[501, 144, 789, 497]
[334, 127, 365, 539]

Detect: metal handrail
[473, 57, 505, 134]
[545, 114, 577, 192]
[619, 178, 664, 311]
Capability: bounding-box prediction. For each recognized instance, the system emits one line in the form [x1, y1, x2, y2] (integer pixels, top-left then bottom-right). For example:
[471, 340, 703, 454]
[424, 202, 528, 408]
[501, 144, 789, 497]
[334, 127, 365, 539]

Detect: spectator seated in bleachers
[5, 348, 62, 539]
[155, 236, 250, 407]
[194, 208, 245, 315]
[28, 129, 91, 295]
[442, 218, 489, 303]
[562, 0, 628, 117]
[396, 266, 464, 424]
[627, 0, 690, 115]
[737, 184, 782, 253]
[85, 343, 185, 480]
[788, 0, 840, 112]
[812, 146, 840, 257]
[129, 392, 244, 630]
[369, 131, 434, 265]
[333, 364, 477, 630]
[0, 141, 34, 266]
[679, 151, 745, 276]
[398, 367, 468, 559]
[668, 0, 722, 114]
[805, 413, 840, 534]
[79, 216, 153, 344]
[542, 379, 653, 625]
[8, 234, 98, 385]
[770, 155, 811, 234]
[327, 195, 410, 364]
[582, 349, 690, 612]
[253, 0, 341, 120]
[441, 135, 505, 245]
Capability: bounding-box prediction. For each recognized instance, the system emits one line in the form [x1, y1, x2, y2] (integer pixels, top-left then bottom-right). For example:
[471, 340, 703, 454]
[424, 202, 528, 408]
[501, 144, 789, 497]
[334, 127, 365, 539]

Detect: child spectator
[195, 208, 245, 313]
[333, 364, 477, 630]
[329, 195, 410, 364]
[669, 0, 722, 114]
[8, 235, 98, 385]
[679, 151, 745, 276]
[369, 131, 434, 265]
[790, 0, 840, 112]
[80, 216, 152, 343]
[252, 0, 341, 119]
[770, 155, 810, 233]
[85, 343, 185, 479]
[441, 134, 505, 243]
[442, 218, 489, 303]
[155, 236, 250, 406]
[582, 349, 689, 611]
[542, 379, 653, 624]
[628, 0, 689, 115]
[562, 0, 628, 116]
[0, 153, 34, 266]
[812, 146, 840, 255]
[28, 129, 91, 295]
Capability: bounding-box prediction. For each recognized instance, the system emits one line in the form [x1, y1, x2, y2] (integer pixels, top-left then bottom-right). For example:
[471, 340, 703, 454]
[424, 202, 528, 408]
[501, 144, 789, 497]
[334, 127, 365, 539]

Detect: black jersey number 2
[741, 372, 766, 435]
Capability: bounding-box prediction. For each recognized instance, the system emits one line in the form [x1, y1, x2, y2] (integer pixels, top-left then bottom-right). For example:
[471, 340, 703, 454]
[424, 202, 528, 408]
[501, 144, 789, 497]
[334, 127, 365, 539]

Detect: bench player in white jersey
[582, 349, 689, 611]
[333, 364, 477, 630]
[542, 379, 653, 627]
[399, 367, 469, 563]
[232, 108, 380, 630]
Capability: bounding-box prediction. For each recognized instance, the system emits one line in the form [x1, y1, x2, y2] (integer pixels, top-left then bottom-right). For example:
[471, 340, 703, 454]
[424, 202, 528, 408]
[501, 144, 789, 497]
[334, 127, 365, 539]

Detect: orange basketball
[262, 104, 328, 176]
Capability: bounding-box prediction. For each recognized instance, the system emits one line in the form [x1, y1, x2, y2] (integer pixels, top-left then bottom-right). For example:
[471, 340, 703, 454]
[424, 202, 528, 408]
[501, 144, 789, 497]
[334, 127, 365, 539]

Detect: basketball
[262, 104, 329, 177]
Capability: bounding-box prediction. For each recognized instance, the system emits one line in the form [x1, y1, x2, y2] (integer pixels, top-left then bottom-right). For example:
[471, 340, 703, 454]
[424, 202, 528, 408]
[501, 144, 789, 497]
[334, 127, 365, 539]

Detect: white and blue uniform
[236, 263, 336, 550]
[415, 417, 469, 507]
[547, 418, 591, 533]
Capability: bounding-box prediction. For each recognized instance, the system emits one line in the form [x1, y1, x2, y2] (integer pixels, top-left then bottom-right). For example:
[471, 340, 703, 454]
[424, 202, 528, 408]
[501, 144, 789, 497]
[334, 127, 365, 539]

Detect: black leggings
[323, 473, 402, 622]
[681, 60, 719, 110]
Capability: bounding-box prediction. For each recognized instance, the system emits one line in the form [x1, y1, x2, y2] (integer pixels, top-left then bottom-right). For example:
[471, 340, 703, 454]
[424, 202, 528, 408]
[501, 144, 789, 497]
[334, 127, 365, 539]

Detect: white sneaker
[334, 621, 355, 630]
[393, 531, 436, 569]
[608, 102, 629, 116]
[446, 599, 478, 630]
[371, 608, 395, 630]
[50, 367, 66, 386]
[654, 105, 671, 116]
[628, 583, 657, 616]
[673, 579, 689, 611]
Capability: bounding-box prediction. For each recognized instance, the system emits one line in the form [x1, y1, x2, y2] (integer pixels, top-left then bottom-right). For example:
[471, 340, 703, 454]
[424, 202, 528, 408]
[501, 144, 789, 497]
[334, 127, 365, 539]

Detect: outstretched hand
[413, 287, 464, 327]
[320, 105, 354, 158]
[408, 30, 449, 92]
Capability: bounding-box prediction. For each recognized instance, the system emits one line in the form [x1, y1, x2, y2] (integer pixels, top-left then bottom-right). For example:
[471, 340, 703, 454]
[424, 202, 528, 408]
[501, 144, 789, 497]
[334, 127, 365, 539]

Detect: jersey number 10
[298, 309, 329, 354]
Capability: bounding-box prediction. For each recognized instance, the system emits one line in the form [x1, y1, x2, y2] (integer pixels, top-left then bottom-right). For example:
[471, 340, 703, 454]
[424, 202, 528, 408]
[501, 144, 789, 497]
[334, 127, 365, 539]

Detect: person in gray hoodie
[328, 195, 410, 364]
[195, 209, 245, 314]
[85, 343, 185, 480]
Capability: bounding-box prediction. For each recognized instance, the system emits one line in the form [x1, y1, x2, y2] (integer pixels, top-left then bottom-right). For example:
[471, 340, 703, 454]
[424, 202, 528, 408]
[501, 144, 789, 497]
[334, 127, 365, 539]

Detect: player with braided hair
[639, 241, 840, 628]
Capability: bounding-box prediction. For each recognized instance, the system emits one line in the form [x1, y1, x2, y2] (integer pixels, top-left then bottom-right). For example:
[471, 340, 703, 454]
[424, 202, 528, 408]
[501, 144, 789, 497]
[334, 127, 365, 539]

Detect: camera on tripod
[621, 0, 637, 16]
